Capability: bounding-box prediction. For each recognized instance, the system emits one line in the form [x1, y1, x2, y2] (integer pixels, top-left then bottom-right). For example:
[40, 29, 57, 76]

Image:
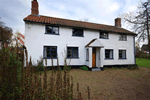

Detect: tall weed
[0, 43, 91, 100]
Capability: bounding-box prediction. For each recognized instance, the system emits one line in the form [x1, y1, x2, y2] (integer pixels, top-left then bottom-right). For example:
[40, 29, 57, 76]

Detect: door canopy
[85, 38, 104, 48]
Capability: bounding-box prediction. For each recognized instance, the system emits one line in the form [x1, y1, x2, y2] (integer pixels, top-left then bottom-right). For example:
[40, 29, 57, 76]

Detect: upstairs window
[67, 47, 79, 58]
[105, 49, 113, 59]
[119, 50, 126, 59]
[44, 46, 57, 59]
[119, 35, 127, 41]
[72, 29, 83, 37]
[100, 32, 109, 39]
[45, 25, 59, 35]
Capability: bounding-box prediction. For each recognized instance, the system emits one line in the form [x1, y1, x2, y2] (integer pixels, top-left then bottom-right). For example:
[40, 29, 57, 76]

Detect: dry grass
[44, 67, 150, 100]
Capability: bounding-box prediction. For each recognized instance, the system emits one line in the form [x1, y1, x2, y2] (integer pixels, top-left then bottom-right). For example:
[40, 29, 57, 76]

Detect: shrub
[64, 66, 71, 71]
[0, 46, 91, 100]
[80, 66, 88, 71]
[104, 67, 107, 70]
[128, 65, 139, 70]
[0, 47, 22, 99]
[37, 56, 44, 71]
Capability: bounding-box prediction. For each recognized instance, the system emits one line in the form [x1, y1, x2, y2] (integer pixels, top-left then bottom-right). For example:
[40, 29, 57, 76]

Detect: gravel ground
[69, 67, 150, 100]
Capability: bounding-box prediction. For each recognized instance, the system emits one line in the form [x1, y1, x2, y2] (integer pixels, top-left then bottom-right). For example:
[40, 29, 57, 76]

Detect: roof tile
[23, 14, 136, 35]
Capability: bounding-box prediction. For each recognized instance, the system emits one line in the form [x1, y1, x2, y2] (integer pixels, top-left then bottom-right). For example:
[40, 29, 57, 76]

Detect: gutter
[24, 20, 137, 36]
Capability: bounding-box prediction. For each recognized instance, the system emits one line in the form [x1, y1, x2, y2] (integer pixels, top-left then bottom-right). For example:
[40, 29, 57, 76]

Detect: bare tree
[0, 17, 13, 46]
[120, 1, 150, 58]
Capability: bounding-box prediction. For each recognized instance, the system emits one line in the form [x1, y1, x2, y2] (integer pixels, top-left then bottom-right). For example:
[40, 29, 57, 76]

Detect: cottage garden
[0, 41, 150, 100]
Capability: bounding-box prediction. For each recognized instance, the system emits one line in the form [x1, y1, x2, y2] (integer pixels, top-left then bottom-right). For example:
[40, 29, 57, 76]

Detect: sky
[0, 0, 148, 46]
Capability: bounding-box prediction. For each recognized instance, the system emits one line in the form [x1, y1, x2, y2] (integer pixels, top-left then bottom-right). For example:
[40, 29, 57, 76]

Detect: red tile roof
[19, 33, 25, 39]
[23, 14, 136, 35]
[17, 37, 24, 45]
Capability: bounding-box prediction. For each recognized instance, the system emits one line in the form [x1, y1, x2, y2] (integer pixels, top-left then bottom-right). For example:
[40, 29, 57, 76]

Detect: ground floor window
[67, 47, 78, 58]
[105, 49, 113, 59]
[44, 46, 57, 59]
[86, 49, 89, 61]
[119, 50, 126, 59]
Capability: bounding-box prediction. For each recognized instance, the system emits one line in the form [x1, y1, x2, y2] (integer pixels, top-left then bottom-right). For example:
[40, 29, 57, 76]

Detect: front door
[92, 48, 96, 67]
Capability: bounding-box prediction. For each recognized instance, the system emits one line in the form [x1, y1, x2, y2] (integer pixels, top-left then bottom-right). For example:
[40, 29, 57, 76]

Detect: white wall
[25, 22, 135, 67]
[100, 34, 135, 66]
[85, 48, 89, 67]
[96, 48, 100, 67]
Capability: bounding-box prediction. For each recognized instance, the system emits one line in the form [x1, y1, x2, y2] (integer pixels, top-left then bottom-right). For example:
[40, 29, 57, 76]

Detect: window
[119, 35, 127, 41]
[100, 32, 109, 39]
[45, 25, 59, 35]
[67, 47, 79, 58]
[86, 49, 89, 61]
[72, 29, 83, 37]
[119, 50, 126, 59]
[44, 46, 57, 59]
[105, 49, 113, 59]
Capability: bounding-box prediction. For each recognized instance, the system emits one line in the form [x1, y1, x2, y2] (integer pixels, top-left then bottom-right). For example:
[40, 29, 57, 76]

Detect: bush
[0, 47, 22, 99]
[137, 53, 150, 59]
[80, 66, 88, 71]
[128, 65, 139, 70]
[37, 57, 44, 71]
[64, 66, 71, 71]
[0, 46, 91, 100]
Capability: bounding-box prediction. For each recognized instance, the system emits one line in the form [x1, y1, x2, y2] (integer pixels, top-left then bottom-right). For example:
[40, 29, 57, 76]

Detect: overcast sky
[0, 0, 147, 36]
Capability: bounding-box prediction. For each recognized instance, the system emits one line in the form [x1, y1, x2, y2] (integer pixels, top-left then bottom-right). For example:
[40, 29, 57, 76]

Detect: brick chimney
[31, 0, 39, 15]
[115, 18, 121, 27]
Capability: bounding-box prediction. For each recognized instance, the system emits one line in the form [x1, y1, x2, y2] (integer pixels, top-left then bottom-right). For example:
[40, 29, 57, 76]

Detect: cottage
[11, 33, 25, 47]
[23, 0, 137, 71]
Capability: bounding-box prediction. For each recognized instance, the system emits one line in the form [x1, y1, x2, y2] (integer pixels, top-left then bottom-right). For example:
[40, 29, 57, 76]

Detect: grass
[44, 67, 150, 100]
[136, 58, 150, 68]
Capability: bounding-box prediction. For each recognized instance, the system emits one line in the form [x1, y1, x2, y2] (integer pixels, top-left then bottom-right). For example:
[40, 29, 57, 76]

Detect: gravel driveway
[69, 67, 150, 100]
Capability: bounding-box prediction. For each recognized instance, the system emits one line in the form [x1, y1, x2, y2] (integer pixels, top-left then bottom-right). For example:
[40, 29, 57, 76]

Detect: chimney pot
[115, 18, 121, 27]
[31, 0, 39, 15]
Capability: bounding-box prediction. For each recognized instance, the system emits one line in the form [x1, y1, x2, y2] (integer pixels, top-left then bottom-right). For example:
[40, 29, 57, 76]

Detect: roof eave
[23, 20, 137, 35]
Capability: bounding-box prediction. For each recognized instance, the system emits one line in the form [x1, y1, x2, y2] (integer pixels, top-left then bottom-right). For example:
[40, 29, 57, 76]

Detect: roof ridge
[23, 14, 136, 35]
[30, 14, 117, 28]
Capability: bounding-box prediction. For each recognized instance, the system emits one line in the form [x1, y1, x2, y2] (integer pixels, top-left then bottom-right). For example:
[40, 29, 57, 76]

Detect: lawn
[136, 58, 150, 68]
[44, 67, 150, 100]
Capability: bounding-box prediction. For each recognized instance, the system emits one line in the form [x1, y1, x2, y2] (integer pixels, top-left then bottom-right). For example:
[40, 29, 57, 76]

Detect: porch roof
[85, 38, 104, 48]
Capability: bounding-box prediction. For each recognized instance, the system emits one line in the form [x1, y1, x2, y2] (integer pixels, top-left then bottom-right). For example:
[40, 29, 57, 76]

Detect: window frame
[43, 46, 57, 59]
[99, 32, 109, 39]
[72, 28, 84, 37]
[105, 49, 114, 59]
[118, 50, 127, 59]
[119, 34, 127, 41]
[86, 49, 89, 61]
[67, 47, 79, 58]
[45, 25, 59, 35]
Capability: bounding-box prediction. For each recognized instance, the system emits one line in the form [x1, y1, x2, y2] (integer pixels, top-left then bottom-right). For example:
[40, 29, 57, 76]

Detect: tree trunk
[148, 36, 150, 58]
[146, 7, 150, 59]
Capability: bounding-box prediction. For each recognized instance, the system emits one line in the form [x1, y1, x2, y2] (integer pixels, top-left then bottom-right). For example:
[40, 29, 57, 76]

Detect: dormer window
[100, 32, 109, 39]
[119, 34, 127, 41]
[45, 25, 59, 35]
[72, 29, 84, 37]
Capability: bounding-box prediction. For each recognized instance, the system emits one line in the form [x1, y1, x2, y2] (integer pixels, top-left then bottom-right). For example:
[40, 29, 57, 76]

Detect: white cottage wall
[25, 22, 135, 67]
